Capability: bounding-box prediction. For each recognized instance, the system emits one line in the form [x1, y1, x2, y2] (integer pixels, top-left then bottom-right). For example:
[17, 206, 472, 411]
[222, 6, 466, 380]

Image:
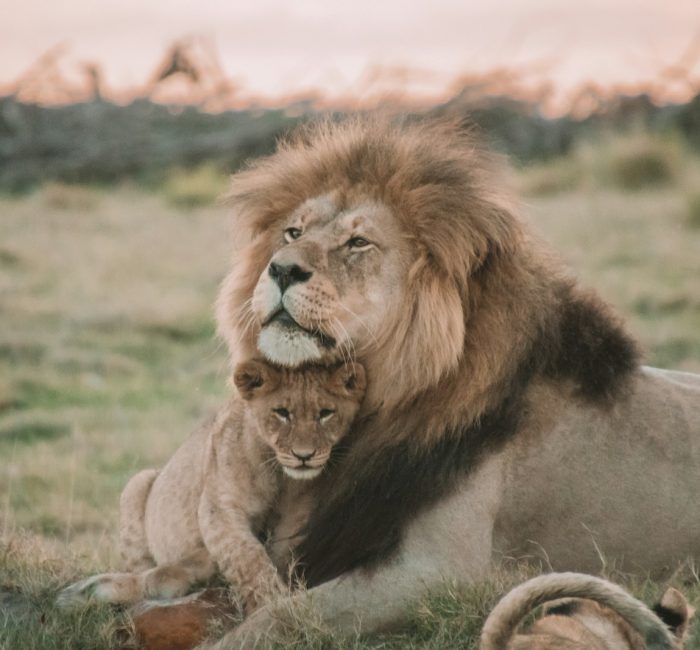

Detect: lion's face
[233, 359, 366, 480]
[251, 195, 411, 367]
[218, 119, 524, 412]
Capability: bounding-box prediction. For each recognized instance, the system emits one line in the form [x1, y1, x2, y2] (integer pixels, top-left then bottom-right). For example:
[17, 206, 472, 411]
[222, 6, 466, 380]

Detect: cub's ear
[233, 359, 281, 400]
[328, 363, 366, 398]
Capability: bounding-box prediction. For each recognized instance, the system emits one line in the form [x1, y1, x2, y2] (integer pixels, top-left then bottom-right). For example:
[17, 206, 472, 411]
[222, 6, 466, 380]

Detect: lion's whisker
[332, 317, 356, 369]
[259, 456, 279, 470]
[324, 318, 346, 365]
[232, 302, 260, 348]
[338, 303, 379, 347]
[332, 314, 358, 361]
[330, 319, 353, 369]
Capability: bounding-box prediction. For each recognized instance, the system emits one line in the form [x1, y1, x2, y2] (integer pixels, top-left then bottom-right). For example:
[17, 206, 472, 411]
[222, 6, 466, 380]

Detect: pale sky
[2, 0, 699, 103]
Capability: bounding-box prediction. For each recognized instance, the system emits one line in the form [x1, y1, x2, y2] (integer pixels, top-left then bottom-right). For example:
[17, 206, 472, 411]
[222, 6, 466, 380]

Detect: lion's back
[494, 366, 700, 575]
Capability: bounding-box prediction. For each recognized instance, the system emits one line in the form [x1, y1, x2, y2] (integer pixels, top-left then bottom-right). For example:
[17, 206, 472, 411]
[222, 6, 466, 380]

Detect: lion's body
[494, 367, 700, 575]
[208, 366, 700, 647]
[203, 119, 700, 646]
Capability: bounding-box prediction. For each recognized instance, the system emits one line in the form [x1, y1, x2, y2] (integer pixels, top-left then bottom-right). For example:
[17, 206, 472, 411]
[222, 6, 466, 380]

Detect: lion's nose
[291, 447, 316, 461]
[268, 262, 313, 293]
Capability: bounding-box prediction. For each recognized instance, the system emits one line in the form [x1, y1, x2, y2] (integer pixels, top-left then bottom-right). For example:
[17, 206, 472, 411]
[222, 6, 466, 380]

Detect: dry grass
[1, 166, 700, 647]
[42, 182, 102, 211]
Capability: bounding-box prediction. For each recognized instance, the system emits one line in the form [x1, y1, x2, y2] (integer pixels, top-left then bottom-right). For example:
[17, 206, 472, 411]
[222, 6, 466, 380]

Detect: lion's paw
[56, 572, 144, 608]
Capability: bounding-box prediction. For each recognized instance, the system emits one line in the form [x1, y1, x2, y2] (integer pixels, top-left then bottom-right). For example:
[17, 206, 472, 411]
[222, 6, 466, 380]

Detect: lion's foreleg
[202, 460, 502, 648]
[200, 551, 444, 649]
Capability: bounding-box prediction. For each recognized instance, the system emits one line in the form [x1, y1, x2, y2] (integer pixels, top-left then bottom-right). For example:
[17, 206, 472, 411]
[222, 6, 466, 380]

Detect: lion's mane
[216, 117, 640, 587]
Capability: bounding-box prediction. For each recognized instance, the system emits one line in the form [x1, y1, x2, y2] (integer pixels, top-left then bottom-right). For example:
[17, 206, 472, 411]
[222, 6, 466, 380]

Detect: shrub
[607, 136, 677, 190]
[161, 164, 229, 208]
[686, 191, 700, 229]
[518, 159, 582, 196]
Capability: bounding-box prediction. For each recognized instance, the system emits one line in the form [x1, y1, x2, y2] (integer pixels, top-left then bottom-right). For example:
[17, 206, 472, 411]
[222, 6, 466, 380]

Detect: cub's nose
[268, 262, 312, 293]
[291, 447, 316, 461]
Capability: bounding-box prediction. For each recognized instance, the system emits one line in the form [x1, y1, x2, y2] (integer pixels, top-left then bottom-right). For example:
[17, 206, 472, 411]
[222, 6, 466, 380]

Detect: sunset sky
[3, 0, 699, 104]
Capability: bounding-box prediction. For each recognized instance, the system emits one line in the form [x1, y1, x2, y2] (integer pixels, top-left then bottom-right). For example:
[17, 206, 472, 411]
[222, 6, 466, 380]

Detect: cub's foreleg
[57, 548, 216, 607]
[199, 488, 284, 614]
[119, 468, 159, 572]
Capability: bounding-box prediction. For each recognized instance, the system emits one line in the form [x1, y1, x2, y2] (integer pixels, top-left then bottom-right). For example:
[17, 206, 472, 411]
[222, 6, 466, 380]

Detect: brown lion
[208, 117, 700, 647]
[198, 118, 700, 646]
[204, 117, 700, 647]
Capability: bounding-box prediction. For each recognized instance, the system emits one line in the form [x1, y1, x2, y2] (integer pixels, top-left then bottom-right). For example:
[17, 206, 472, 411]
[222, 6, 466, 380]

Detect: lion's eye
[347, 236, 371, 250]
[319, 408, 335, 421]
[284, 228, 303, 243]
[273, 407, 291, 421]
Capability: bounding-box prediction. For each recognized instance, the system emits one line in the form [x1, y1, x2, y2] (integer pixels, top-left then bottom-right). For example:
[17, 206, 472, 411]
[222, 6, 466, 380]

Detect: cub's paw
[56, 572, 144, 608]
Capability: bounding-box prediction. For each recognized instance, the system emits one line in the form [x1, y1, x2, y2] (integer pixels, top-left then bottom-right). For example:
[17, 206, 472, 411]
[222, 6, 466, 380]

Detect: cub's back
[145, 401, 241, 564]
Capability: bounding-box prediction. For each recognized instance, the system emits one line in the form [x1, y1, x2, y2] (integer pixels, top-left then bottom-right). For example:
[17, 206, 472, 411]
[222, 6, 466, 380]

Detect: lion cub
[479, 572, 695, 650]
[58, 360, 365, 614]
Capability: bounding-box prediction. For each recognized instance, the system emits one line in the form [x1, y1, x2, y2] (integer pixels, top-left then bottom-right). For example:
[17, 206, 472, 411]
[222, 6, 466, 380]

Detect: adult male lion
[211, 118, 700, 646]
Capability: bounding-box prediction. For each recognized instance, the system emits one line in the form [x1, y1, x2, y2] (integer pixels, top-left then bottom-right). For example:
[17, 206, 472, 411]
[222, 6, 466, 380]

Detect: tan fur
[199, 118, 700, 648]
[57, 362, 364, 614]
[480, 573, 694, 650]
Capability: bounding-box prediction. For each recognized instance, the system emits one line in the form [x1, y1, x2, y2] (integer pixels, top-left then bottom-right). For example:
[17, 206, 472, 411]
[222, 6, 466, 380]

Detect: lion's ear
[328, 363, 367, 398]
[654, 587, 695, 639]
[233, 359, 281, 400]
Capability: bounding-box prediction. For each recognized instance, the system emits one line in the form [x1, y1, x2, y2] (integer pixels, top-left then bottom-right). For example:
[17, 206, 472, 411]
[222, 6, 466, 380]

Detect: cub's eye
[284, 227, 302, 243]
[319, 408, 336, 421]
[346, 236, 371, 250]
[273, 407, 291, 421]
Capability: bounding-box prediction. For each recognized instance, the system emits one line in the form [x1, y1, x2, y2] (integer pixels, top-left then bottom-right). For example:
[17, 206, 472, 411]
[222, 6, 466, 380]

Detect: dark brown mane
[294, 276, 639, 587]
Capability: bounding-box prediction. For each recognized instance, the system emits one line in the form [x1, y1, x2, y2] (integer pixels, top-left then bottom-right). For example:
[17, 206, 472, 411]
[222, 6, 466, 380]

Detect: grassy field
[1, 157, 700, 647]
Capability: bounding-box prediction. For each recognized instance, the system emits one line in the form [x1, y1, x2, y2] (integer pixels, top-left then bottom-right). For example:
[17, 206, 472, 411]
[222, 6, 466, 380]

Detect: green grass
[160, 164, 230, 208]
[516, 131, 693, 196]
[1, 157, 700, 647]
[606, 134, 679, 190]
[687, 191, 700, 229]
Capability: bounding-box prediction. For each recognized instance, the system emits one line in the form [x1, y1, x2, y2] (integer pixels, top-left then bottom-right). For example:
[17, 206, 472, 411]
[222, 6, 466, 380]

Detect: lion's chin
[258, 321, 323, 367]
[282, 466, 323, 480]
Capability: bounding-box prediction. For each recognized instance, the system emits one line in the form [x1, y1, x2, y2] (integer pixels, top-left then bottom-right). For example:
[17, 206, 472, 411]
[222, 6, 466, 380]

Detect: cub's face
[251, 195, 411, 367]
[234, 359, 366, 480]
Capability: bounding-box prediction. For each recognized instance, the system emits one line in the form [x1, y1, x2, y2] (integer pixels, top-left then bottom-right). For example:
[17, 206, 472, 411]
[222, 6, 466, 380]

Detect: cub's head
[233, 359, 366, 480]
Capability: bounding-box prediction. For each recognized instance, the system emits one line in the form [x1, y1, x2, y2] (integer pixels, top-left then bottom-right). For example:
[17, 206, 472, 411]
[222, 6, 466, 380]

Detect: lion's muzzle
[268, 261, 312, 293]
